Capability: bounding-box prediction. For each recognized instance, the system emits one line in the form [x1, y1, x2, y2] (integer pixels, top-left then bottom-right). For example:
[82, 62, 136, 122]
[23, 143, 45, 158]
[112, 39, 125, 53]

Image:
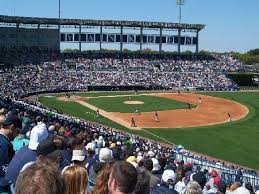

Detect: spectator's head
[99, 147, 113, 163]
[192, 172, 206, 189]
[28, 122, 48, 150]
[71, 148, 87, 166]
[161, 169, 176, 186]
[211, 169, 218, 178]
[133, 169, 150, 194]
[92, 162, 114, 194]
[62, 165, 88, 194]
[245, 182, 254, 194]
[16, 164, 64, 194]
[229, 182, 241, 191]
[216, 181, 227, 194]
[142, 158, 153, 172]
[184, 181, 202, 194]
[108, 161, 138, 194]
[1, 115, 22, 140]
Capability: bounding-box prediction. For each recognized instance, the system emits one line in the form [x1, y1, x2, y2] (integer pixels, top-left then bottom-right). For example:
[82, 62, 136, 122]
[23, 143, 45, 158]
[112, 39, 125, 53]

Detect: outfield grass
[87, 95, 191, 113]
[39, 92, 259, 169]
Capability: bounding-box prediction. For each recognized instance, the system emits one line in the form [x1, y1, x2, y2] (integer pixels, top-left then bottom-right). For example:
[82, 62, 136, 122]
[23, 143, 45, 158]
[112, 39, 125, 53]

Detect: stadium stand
[0, 51, 244, 98]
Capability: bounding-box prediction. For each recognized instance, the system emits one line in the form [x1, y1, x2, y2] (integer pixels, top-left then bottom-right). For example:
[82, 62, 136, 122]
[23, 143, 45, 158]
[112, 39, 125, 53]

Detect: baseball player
[198, 96, 202, 104]
[131, 117, 136, 127]
[227, 113, 232, 122]
[155, 111, 160, 122]
[96, 109, 100, 117]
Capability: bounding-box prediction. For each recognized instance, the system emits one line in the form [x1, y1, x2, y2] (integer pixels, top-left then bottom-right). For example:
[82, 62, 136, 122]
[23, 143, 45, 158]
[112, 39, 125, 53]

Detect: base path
[58, 93, 249, 129]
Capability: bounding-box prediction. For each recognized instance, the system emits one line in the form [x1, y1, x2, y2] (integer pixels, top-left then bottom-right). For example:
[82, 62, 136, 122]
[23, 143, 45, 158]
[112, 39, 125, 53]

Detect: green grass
[87, 95, 192, 113]
[39, 91, 259, 170]
[39, 96, 170, 143]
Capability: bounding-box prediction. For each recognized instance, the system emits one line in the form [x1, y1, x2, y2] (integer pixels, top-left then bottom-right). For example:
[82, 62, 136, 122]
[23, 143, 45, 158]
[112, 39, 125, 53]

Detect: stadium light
[176, 0, 185, 24]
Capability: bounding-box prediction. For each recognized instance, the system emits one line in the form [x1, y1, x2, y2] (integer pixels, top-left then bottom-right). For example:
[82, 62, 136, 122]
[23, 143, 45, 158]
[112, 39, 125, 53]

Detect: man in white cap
[151, 169, 178, 194]
[71, 149, 87, 167]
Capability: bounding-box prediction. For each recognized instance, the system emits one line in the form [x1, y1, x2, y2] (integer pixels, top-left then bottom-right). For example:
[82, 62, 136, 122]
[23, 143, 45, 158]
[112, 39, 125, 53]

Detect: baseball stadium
[1, 1, 259, 194]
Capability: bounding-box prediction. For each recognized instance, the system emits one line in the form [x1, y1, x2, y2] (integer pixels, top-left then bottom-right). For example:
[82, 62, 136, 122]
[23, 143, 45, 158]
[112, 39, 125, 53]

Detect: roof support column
[140, 26, 143, 52]
[37, 24, 40, 50]
[178, 28, 181, 53]
[100, 25, 103, 51]
[196, 30, 199, 54]
[120, 26, 123, 53]
[16, 23, 19, 50]
[159, 27, 163, 53]
[79, 24, 82, 52]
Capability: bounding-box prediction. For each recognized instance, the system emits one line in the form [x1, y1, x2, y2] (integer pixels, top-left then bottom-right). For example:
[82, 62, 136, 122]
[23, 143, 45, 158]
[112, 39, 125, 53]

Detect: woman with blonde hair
[184, 181, 203, 194]
[90, 162, 114, 194]
[63, 165, 88, 194]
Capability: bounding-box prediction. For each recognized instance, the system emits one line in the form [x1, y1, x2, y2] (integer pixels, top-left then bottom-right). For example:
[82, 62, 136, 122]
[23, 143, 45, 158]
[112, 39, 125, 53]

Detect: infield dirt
[58, 92, 249, 130]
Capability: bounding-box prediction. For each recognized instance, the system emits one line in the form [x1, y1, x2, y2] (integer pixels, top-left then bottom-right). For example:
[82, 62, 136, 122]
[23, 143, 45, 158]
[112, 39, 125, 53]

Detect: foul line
[141, 128, 176, 147]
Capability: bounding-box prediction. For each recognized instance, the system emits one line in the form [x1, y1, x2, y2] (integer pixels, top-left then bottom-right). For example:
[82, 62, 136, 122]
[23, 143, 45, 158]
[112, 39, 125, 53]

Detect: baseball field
[39, 91, 259, 170]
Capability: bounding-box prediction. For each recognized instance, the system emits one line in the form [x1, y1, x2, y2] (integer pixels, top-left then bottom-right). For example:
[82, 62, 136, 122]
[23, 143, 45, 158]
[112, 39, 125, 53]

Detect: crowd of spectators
[0, 96, 259, 194]
[0, 53, 244, 98]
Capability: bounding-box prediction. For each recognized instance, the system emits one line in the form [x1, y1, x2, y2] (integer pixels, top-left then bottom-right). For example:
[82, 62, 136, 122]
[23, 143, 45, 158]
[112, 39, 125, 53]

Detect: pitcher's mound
[124, 101, 144, 105]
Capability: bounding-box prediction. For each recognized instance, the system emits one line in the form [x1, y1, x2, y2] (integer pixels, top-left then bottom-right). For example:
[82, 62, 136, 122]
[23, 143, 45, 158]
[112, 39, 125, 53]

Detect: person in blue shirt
[12, 132, 29, 152]
[0, 115, 22, 178]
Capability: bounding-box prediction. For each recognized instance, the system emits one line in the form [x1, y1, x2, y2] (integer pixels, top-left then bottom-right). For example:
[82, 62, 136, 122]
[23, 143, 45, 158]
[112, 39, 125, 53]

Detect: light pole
[58, 0, 61, 19]
[176, 0, 185, 24]
[58, 0, 61, 52]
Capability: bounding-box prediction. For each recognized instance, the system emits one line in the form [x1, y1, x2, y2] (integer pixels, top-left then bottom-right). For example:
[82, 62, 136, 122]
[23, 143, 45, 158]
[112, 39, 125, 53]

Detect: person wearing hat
[0, 115, 22, 178]
[4, 117, 49, 183]
[151, 169, 178, 194]
[71, 148, 87, 167]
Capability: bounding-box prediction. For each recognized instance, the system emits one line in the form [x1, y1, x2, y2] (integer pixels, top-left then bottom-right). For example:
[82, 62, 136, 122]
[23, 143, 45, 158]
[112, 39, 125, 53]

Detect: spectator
[91, 162, 114, 194]
[133, 169, 150, 194]
[0, 115, 22, 177]
[141, 158, 160, 189]
[12, 129, 29, 152]
[151, 169, 179, 194]
[5, 118, 49, 183]
[108, 161, 138, 194]
[184, 181, 203, 194]
[16, 163, 64, 194]
[62, 165, 88, 194]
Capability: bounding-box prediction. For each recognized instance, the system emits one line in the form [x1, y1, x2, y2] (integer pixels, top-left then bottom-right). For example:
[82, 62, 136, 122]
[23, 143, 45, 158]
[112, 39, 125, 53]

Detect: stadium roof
[0, 15, 205, 31]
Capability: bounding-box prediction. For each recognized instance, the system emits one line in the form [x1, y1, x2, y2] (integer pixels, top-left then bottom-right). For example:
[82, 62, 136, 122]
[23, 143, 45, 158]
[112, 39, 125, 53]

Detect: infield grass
[39, 91, 259, 169]
[87, 95, 191, 113]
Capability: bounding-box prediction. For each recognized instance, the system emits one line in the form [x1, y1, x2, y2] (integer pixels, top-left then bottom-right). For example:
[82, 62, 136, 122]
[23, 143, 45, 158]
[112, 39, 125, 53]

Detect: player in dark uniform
[131, 117, 136, 127]
[187, 103, 191, 110]
[96, 109, 100, 117]
[227, 113, 232, 122]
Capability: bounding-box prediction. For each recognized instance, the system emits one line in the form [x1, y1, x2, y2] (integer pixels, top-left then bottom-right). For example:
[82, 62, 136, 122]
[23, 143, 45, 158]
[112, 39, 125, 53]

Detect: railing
[176, 153, 259, 187]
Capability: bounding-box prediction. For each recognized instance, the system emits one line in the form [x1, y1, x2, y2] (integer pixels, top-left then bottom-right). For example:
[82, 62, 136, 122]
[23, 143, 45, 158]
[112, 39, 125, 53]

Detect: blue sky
[1, 0, 259, 53]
